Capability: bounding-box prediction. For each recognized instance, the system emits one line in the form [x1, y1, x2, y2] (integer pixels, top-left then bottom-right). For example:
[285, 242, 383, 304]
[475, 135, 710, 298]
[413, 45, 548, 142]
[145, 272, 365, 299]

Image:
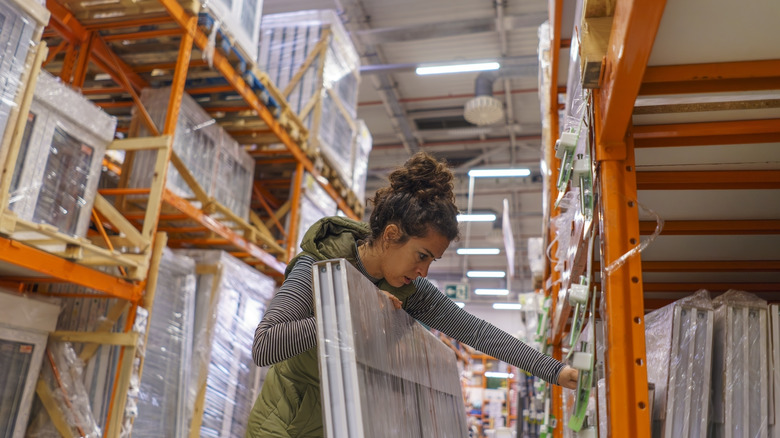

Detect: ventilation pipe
[464, 62, 537, 126]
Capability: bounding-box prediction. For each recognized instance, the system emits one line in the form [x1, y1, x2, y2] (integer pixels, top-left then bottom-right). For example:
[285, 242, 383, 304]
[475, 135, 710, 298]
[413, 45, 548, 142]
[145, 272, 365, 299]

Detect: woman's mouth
[403, 276, 411, 284]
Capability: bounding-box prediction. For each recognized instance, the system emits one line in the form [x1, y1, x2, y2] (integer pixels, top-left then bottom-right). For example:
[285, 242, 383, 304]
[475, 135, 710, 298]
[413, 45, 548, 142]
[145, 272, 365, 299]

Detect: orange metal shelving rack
[543, 0, 780, 437]
[0, 0, 366, 434]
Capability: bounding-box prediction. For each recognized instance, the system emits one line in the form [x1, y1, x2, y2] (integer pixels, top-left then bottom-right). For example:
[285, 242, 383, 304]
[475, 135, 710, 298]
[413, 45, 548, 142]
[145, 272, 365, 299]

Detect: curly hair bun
[387, 152, 455, 203]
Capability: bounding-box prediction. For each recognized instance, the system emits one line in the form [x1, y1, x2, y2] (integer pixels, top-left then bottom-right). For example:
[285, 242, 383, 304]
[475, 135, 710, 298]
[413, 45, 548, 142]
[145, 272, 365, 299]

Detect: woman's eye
[419, 253, 427, 260]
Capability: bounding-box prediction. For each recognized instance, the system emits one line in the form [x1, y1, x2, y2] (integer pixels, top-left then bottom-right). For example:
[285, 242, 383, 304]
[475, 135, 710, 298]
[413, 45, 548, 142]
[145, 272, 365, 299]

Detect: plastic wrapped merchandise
[770, 304, 780, 437]
[644, 290, 713, 438]
[8, 70, 115, 238]
[0, 0, 46, 157]
[351, 119, 372, 205]
[313, 259, 468, 437]
[128, 88, 254, 220]
[258, 10, 360, 185]
[176, 250, 275, 438]
[26, 341, 101, 438]
[711, 290, 770, 438]
[0, 289, 60, 438]
[199, 0, 263, 61]
[289, 173, 338, 255]
[133, 249, 197, 438]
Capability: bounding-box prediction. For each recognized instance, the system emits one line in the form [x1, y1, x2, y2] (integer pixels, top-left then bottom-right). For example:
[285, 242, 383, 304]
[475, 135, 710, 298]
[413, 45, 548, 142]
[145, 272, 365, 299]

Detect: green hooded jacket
[245, 217, 417, 437]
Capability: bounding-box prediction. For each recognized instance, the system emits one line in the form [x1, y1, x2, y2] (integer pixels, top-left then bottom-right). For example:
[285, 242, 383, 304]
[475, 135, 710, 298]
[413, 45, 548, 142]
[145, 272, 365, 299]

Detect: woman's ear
[382, 223, 402, 246]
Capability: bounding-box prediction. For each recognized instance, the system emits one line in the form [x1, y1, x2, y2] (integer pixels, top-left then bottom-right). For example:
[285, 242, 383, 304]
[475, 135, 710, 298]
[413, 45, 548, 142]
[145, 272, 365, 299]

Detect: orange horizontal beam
[0, 236, 142, 301]
[102, 28, 184, 41]
[83, 86, 126, 95]
[641, 282, 780, 292]
[82, 15, 173, 31]
[633, 119, 780, 147]
[98, 188, 151, 195]
[96, 101, 134, 109]
[639, 220, 780, 235]
[595, 260, 780, 272]
[155, 226, 209, 233]
[640, 60, 780, 95]
[206, 105, 253, 113]
[187, 85, 235, 94]
[162, 189, 286, 273]
[636, 170, 780, 190]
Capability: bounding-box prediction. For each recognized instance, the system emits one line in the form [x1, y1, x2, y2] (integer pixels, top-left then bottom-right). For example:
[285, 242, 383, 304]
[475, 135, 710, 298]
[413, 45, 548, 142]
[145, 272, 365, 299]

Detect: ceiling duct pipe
[464, 62, 537, 126]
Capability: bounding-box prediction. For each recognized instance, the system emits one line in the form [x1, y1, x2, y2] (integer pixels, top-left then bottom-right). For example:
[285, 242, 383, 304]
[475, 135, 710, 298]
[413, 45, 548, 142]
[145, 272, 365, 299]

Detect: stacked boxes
[128, 88, 254, 220]
[7, 70, 116, 238]
[258, 10, 361, 187]
[290, 173, 338, 255]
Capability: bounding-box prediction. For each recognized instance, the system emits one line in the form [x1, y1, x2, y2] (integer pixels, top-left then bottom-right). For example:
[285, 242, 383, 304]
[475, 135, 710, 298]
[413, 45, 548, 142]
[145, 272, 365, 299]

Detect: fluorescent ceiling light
[457, 248, 500, 255]
[416, 61, 500, 75]
[457, 213, 497, 222]
[454, 302, 465, 308]
[493, 303, 523, 310]
[467, 270, 506, 278]
[468, 168, 531, 178]
[484, 371, 515, 379]
[474, 288, 509, 296]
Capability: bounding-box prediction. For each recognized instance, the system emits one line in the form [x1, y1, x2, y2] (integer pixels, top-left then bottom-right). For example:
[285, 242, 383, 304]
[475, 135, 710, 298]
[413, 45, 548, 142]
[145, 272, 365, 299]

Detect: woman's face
[380, 225, 451, 287]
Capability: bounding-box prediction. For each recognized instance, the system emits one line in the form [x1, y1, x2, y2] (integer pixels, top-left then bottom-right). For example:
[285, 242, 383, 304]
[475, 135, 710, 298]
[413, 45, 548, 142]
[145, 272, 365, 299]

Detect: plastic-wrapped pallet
[645, 290, 713, 438]
[0, 0, 46, 154]
[200, 0, 263, 61]
[313, 259, 468, 437]
[176, 250, 275, 438]
[26, 341, 101, 438]
[289, 173, 338, 255]
[128, 88, 254, 220]
[711, 290, 769, 438]
[0, 289, 60, 438]
[7, 70, 116, 238]
[258, 10, 360, 185]
[351, 119, 372, 205]
[133, 249, 197, 438]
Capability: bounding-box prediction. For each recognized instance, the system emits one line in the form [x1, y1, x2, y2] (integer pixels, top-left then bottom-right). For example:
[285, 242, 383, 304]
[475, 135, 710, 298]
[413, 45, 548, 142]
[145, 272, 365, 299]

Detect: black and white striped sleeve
[404, 277, 565, 385]
[252, 255, 317, 367]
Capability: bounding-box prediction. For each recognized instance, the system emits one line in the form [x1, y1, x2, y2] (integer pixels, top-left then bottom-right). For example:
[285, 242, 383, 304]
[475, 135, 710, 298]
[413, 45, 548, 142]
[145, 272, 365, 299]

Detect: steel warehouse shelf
[541, 0, 780, 436]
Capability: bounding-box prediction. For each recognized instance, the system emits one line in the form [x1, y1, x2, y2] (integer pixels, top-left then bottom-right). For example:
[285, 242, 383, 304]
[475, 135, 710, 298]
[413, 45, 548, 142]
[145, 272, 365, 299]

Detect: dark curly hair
[368, 152, 460, 244]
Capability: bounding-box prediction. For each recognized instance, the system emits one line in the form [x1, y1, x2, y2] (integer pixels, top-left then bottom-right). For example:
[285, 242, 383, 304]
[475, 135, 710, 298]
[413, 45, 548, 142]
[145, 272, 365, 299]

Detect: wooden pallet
[56, 0, 200, 25]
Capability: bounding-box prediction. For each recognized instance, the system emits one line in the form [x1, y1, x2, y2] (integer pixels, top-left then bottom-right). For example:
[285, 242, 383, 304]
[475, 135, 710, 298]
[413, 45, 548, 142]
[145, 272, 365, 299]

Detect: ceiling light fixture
[456, 248, 500, 255]
[467, 271, 506, 278]
[457, 213, 497, 222]
[484, 371, 515, 379]
[492, 303, 523, 310]
[474, 288, 509, 296]
[468, 168, 531, 178]
[416, 61, 500, 76]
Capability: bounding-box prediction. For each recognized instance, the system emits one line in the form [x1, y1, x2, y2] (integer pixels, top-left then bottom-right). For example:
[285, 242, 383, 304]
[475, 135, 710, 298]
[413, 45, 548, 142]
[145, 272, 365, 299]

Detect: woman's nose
[416, 264, 429, 278]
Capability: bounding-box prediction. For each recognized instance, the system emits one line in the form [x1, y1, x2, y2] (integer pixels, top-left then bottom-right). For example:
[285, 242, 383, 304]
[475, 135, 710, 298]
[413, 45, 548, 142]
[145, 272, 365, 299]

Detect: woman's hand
[380, 290, 403, 310]
[557, 366, 579, 390]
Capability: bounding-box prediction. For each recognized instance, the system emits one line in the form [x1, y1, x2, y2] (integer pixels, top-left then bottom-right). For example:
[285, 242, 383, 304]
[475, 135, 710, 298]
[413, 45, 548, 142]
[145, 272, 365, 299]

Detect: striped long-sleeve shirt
[253, 254, 565, 384]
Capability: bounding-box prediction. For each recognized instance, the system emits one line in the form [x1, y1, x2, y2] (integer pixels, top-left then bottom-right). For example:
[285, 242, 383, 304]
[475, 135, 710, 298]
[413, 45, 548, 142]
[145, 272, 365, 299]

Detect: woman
[247, 152, 578, 437]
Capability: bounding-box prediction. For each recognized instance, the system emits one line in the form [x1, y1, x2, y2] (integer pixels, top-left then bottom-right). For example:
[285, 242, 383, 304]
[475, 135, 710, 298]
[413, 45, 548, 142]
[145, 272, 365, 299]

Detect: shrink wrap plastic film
[258, 10, 360, 184]
[129, 88, 254, 220]
[0, 290, 60, 438]
[0, 0, 37, 147]
[8, 70, 115, 237]
[27, 342, 101, 438]
[133, 249, 197, 438]
[644, 290, 713, 438]
[291, 173, 338, 254]
[313, 259, 468, 438]
[711, 290, 769, 438]
[351, 119, 372, 204]
[199, 0, 263, 61]
[770, 304, 780, 437]
[176, 250, 275, 438]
